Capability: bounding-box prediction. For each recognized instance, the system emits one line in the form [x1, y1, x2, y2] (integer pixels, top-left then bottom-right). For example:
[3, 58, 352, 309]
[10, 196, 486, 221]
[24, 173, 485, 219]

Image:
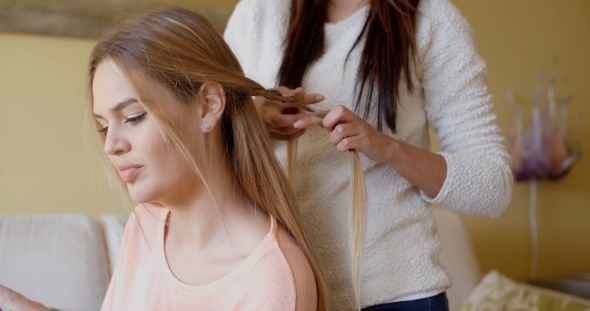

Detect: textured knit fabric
[100, 206, 317, 311]
[224, 0, 513, 309]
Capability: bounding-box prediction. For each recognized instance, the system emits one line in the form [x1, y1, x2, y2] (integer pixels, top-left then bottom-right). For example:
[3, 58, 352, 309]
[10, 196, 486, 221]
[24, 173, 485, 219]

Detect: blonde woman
[0, 7, 327, 311]
[224, 0, 513, 309]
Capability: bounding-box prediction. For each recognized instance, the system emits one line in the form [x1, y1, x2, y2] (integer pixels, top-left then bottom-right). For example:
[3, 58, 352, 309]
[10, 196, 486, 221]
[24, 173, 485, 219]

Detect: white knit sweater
[224, 0, 513, 309]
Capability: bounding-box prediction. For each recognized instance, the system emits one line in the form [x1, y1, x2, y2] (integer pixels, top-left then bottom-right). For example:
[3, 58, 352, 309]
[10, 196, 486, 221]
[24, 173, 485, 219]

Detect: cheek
[139, 123, 170, 161]
[132, 120, 199, 199]
[143, 132, 194, 183]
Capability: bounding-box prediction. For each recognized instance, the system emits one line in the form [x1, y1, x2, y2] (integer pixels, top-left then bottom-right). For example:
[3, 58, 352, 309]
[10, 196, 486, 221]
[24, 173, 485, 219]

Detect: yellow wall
[0, 33, 127, 215]
[449, 0, 590, 282]
[0, 0, 588, 283]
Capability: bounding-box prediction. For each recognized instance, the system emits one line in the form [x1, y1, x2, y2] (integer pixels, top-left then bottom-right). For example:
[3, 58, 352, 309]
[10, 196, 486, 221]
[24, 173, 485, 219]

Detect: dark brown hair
[278, 0, 420, 132]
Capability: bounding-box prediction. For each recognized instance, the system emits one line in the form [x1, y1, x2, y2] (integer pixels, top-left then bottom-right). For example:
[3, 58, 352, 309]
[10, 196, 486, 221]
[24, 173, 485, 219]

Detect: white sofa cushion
[0, 213, 110, 311]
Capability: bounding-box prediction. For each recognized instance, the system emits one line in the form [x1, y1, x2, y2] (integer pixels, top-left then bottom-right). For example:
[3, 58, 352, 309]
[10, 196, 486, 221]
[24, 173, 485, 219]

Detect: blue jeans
[362, 292, 449, 311]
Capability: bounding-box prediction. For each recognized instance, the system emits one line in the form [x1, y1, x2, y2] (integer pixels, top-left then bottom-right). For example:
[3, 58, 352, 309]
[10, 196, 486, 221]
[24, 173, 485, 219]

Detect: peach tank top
[101, 206, 317, 311]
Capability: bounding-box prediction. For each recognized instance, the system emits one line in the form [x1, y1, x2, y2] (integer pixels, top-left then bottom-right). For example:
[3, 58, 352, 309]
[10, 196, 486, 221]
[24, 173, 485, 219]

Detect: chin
[126, 183, 162, 204]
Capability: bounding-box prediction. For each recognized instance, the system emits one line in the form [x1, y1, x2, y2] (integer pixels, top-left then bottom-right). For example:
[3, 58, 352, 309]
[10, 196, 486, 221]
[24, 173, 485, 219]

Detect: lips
[117, 163, 144, 183]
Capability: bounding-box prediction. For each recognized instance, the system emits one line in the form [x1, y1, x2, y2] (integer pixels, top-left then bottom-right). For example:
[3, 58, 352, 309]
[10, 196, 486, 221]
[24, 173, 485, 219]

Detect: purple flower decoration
[507, 71, 583, 182]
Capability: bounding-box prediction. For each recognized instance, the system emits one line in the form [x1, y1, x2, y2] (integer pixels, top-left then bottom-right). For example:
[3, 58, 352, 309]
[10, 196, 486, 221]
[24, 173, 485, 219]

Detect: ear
[197, 82, 226, 133]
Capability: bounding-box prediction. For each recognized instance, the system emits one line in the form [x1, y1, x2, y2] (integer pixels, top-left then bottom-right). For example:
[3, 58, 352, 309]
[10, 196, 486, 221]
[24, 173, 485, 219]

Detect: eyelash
[97, 112, 147, 133]
[124, 112, 147, 126]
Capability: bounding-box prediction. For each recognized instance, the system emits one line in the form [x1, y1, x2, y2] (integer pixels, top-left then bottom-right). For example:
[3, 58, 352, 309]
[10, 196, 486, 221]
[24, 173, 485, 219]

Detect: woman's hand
[0, 284, 50, 311]
[298, 105, 398, 164]
[294, 105, 447, 198]
[294, 104, 447, 197]
[254, 86, 324, 141]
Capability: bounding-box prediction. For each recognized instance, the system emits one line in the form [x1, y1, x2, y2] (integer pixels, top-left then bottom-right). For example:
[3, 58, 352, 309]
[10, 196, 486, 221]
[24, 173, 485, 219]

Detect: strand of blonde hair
[286, 104, 368, 310]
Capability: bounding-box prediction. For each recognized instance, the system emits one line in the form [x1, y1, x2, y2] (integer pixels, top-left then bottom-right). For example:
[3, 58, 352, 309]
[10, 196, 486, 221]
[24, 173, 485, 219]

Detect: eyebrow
[93, 98, 139, 119]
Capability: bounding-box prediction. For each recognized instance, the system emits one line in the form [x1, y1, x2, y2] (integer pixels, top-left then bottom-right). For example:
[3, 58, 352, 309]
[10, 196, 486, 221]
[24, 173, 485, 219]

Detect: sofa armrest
[433, 207, 481, 311]
[0, 213, 110, 311]
[97, 214, 128, 276]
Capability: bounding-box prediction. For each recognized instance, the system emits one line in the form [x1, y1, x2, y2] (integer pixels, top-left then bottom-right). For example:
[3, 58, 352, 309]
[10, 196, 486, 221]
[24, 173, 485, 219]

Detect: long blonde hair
[286, 107, 368, 310]
[86, 7, 328, 311]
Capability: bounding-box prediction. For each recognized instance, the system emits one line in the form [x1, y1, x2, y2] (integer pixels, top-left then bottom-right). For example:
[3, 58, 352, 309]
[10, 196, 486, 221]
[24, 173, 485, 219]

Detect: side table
[529, 274, 590, 300]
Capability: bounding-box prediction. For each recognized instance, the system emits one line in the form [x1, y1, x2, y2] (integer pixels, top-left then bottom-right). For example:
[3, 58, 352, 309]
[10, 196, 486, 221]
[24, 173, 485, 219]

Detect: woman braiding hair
[225, 0, 513, 309]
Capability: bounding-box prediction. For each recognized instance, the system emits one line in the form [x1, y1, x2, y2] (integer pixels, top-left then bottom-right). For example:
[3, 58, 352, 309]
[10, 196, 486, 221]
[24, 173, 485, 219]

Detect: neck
[327, 0, 370, 23]
[157, 159, 261, 249]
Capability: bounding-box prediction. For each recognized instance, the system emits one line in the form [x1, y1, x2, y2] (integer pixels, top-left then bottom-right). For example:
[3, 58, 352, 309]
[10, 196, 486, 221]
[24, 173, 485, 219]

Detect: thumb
[0, 284, 50, 311]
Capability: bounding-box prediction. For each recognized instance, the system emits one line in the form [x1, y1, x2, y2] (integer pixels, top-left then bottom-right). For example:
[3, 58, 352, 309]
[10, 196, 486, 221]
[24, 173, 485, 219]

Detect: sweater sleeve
[418, 0, 513, 217]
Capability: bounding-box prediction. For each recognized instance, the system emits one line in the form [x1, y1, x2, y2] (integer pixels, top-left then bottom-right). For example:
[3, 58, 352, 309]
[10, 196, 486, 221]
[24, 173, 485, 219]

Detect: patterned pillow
[460, 270, 590, 311]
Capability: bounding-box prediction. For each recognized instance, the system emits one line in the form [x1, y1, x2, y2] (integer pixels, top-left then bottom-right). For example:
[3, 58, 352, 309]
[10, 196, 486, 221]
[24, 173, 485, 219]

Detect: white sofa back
[0, 208, 480, 311]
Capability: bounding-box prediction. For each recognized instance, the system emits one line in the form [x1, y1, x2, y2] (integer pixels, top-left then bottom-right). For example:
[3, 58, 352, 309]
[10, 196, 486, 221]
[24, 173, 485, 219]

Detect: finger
[256, 87, 301, 109]
[290, 87, 324, 106]
[302, 93, 324, 106]
[273, 86, 299, 97]
[329, 123, 360, 146]
[265, 112, 310, 128]
[293, 115, 323, 129]
[322, 105, 358, 131]
[0, 284, 47, 311]
[258, 97, 293, 111]
[335, 134, 363, 153]
[0, 284, 17, 307]
[253, 97, 294, 121]
[278, 86, 324, 106]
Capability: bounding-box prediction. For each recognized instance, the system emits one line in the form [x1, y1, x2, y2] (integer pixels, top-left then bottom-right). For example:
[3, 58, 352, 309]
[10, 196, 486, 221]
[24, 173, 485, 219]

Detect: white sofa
[0, 208, 480, 311]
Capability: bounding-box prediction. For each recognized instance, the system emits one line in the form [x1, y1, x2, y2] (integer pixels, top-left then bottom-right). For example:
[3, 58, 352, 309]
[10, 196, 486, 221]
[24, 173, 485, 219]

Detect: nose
[103, 127, 131, 156]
